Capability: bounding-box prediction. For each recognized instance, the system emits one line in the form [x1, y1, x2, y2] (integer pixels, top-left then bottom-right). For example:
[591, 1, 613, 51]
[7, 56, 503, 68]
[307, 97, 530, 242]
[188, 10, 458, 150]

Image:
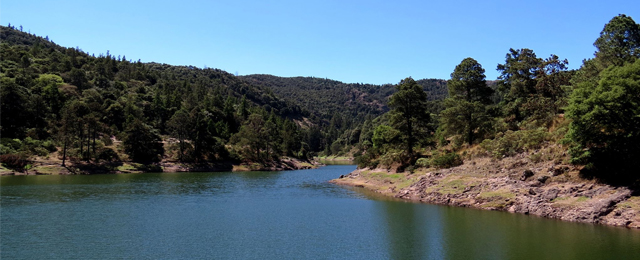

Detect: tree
[0, 77, 30, 138]
[388, 77, 430, 157]
[168, 108, 191, 161]
[122, 119, 164, 163]
[440, 58, 493, 145]
[497, 49, 569, 127]
[69, 68, 89, 90]
[594, 14, 640, 67]
[232, 114, 268, 161]
[58, 105, 77, 167]
[497, 48, 542, 125]
[36, 74, 65, 115]
[565, 59, 640, 182]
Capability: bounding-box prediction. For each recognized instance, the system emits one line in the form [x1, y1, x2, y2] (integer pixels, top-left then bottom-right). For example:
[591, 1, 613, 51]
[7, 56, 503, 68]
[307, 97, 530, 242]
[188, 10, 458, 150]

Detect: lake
[2, 165, 639, 259]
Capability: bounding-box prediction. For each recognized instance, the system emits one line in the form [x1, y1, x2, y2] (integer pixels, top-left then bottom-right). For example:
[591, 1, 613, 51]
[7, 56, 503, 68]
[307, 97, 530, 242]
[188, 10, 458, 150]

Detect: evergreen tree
[594, 14, 640, 67]
[440, 58, 493, 145]
[388, 77, 430, 158]
[566, 59, 640, 183]
[122, 119, 164, 163]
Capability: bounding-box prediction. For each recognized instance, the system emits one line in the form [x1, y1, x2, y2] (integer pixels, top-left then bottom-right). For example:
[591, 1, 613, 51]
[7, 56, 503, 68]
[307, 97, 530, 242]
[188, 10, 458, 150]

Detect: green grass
[552, 196, 591, 207]
[426, 178, 472, 195]
[617, 197, 640, 210]
[481, 200, 511, 209]
[33, 166, 64, 175]
[117, 163, 138, 172]
[478, 190, 515, 199]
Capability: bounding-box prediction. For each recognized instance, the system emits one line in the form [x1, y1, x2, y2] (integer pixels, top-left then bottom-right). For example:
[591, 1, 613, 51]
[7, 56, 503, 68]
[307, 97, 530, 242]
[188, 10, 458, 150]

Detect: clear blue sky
[2, 0, 637, 84]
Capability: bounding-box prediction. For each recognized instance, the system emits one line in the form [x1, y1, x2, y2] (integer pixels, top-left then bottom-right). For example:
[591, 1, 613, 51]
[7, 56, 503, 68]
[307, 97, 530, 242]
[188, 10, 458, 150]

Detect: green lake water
[1, 165, 639, 259]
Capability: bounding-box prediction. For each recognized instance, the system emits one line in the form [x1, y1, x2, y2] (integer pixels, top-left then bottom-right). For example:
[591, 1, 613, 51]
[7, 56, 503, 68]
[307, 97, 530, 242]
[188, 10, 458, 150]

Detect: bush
[41, 140, 57, 152]
[1, 138, 22, 151]
[97, 148, 120, 162]
[33, 147, 49, 156]
[415, 158, 430, 167]
[430, 152, 463, 169]
[480, 128, 549, 158]
[0, 154, 29, 170]
[0, 144, 16, 155]
[355, 152, 376, 168]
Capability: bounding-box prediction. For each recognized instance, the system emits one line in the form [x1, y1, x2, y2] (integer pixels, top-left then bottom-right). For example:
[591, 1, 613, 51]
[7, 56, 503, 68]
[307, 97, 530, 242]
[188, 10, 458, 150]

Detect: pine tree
[388, 77, 430, 158]
[440, 58, 493, 145]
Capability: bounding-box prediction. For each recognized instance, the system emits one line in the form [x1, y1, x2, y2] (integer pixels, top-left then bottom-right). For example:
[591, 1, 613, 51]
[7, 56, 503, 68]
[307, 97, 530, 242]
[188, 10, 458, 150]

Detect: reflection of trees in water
[377, 201, 444, 260]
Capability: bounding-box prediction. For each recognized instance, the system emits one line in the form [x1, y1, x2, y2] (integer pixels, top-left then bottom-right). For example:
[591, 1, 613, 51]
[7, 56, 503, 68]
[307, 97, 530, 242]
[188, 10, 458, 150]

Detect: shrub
[41, 140, 57, 152]
[430, 152, 463, 169]
[0, 154, 29, 170]
[415, 158, 430, 168]
[0, 144, 16, 155]
[480, 128, 549, 158]
[1, 138, 22, 151]
[33, 147, 49, 156]
[97, 148, 120, 162]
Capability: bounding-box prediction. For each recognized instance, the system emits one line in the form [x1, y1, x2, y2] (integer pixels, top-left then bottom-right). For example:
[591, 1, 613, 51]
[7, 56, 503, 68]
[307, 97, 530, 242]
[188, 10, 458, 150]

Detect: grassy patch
[552, 196, 591, 207]
[481, 200, 511, 209]
[117, 163, 139, 173]
[617, 197, 640, 211]
[478, 190, 515, 199]
[33, 165, 64, 175]
[426, 177, 473, 195]
[395, 177, 420, 190]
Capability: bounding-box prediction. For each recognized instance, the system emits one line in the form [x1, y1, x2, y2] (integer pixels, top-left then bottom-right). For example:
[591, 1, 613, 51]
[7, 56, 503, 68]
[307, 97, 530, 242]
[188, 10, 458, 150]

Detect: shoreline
[330, 153, 640, 229]
[0, 157, 319, 176]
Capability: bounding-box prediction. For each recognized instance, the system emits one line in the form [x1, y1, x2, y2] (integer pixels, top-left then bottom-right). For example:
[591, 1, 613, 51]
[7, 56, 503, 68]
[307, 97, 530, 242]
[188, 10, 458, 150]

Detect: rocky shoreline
[331, 153, 640, 229]
[0, 157, 319, 176]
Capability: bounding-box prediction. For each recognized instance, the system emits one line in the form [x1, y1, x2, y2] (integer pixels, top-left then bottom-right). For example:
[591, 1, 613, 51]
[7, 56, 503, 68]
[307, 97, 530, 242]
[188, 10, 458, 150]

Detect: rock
[537, 175, 550, 183]
[355, 184, 364, 188]
[339, 175, 345, 179]
[552, 165, 570, 176]
[528, 188, 537, 195]
[543, 188, 559, 201]
[520, 170, 534, 181]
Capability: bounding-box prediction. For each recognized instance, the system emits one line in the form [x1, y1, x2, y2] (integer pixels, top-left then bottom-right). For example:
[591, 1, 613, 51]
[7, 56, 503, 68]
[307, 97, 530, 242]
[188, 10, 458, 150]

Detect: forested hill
[0, 25, 326, 165]
[240, 74, 449, 122]
[0, 26, 307, 119]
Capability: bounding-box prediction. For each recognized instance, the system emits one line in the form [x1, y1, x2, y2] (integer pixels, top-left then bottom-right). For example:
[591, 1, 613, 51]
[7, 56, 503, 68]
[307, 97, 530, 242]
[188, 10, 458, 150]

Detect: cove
[1, 165, 639, 259]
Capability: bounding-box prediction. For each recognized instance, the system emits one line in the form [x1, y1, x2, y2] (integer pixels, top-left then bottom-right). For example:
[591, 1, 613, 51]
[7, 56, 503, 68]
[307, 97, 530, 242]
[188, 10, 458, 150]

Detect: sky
[1, 0, 638, 84]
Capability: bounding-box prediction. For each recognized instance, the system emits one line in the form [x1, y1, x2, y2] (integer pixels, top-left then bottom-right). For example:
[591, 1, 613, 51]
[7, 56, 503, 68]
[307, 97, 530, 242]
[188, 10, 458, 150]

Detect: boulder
[520, 169, 534, 181]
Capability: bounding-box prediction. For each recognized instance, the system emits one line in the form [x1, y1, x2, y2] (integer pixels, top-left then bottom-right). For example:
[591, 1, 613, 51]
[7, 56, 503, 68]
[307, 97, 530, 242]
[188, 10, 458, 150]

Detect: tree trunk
[92, 128, 96, 156]
[468, 113, 473, 145]
[61, 139, 67, 167]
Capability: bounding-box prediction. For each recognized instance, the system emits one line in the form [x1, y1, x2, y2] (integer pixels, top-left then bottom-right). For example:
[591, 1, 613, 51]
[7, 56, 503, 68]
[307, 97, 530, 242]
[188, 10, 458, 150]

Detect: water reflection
[369, 191, 640, 260]
[2, 166, 640, 260]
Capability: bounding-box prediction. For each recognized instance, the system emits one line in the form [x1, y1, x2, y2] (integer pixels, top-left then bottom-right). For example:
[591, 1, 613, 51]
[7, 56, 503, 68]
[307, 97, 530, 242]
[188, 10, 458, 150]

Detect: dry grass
[617, 197, 640, 211]
[478, 189, 516, 199]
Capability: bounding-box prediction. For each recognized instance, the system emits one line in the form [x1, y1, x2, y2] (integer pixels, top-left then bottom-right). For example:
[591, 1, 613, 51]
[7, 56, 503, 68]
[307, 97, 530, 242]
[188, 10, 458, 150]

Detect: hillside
[240, 74, 449, 122]
[0, 25, 324, 171]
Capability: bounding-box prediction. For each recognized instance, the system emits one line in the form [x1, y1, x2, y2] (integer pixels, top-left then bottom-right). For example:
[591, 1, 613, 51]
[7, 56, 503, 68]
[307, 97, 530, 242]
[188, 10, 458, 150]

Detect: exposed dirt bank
[331, 153, 640, 229]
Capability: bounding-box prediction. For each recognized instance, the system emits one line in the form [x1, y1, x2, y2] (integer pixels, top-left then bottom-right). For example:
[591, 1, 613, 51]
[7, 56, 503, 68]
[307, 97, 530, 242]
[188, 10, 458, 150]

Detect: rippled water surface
[2, 165, 639, 259]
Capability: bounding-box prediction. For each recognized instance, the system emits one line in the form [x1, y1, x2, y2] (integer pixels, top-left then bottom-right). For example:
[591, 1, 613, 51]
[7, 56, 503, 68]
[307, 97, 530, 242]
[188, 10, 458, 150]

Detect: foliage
[565, 59, 640, 181]
[497, 49, 570, 128]
[371, 125, 399, 152]
[96, 148, 120, 162]
[415, 158, 429, 167]
[480, 128, 548, 158]
[440, 58, 493, 145]
[0, 25, 312, 164]
[0, 153, 29, 170]
[428, 152, 463, 169]
[593, 14, 640, 67]
[388, 77, 431, 157]
[122, 119, 164, 163]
